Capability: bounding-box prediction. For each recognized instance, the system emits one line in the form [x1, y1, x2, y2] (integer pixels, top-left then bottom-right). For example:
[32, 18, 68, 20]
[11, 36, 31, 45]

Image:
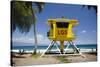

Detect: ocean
[11, 42, 97, 51]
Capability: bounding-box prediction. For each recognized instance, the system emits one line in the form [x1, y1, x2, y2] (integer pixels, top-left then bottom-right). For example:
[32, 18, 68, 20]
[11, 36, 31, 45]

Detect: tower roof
[47, 18, 78, 26]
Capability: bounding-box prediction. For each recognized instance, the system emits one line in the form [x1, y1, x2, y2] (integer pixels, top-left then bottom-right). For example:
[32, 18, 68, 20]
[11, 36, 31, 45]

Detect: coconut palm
[83, 5, 97, 13]
[11, 1, 44, 54]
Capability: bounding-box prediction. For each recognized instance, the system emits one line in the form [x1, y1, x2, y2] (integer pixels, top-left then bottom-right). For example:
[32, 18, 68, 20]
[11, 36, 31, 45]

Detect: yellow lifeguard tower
[41, 17, 83, 57]
[47, 18, 77, 41]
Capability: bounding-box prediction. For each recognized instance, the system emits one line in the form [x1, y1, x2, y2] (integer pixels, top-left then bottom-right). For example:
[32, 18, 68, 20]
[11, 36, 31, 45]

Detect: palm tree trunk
[33, 22, 37, 54]
[31, 3, 38, 54]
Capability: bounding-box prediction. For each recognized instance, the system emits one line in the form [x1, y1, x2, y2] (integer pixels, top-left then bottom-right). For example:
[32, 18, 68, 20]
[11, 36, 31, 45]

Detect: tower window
[56, 22, 69, 28]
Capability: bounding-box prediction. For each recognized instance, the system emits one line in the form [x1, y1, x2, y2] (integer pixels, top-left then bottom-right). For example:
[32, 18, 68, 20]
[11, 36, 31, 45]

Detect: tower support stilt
[60, 41, 64, 54]
[40, 40, 85, 58]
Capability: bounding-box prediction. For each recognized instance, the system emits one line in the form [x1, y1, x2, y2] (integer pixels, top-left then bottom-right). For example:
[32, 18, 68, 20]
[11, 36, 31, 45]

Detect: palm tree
[11, 1, 44, 54]
[83, 5, 97, 13]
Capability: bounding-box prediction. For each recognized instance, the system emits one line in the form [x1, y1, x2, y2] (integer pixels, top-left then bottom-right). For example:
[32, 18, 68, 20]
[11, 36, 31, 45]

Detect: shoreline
[11, 48, 97, 54]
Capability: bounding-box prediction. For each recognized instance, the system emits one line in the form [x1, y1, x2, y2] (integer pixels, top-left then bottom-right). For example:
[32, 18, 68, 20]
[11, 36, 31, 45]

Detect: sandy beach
[11, 52, 97, 66]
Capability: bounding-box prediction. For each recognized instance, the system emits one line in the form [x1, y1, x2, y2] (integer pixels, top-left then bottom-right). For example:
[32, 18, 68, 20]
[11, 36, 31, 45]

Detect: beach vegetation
[56, 56, 70, 63]
[32, 53, 41, 59]
[11, 1, 44, 54]
[83, 5, 97, 13]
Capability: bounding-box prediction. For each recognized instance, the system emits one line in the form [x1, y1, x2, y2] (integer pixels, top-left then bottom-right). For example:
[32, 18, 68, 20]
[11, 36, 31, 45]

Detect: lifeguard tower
[41, 17, 83, 57]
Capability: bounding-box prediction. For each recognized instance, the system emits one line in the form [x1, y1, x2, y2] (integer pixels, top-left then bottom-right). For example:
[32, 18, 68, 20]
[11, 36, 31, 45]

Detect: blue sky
[12, 3, 97, 46]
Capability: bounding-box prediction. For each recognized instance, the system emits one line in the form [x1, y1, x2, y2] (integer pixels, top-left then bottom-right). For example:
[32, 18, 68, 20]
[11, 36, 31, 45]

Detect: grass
[32, 53, 70, 63]
[32, 53, 41, 59]
[56, 56, 70, 63]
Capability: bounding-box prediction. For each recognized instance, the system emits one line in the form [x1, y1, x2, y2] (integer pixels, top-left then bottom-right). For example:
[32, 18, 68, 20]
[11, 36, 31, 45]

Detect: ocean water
[11, 42, 97, 51]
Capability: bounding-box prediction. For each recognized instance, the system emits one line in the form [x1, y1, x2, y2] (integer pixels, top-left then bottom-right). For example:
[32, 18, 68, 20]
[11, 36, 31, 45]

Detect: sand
[11, 53, 97, 66]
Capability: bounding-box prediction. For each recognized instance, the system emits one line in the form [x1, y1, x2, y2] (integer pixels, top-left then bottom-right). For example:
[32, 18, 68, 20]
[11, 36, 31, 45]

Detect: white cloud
[12, 34, 51, 45]
[81, 30, 86, 33]
[12, 37, 34, 44]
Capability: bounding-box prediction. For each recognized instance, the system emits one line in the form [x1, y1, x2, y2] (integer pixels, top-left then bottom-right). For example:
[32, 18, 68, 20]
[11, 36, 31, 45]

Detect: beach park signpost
[40, 17, 84, 57]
